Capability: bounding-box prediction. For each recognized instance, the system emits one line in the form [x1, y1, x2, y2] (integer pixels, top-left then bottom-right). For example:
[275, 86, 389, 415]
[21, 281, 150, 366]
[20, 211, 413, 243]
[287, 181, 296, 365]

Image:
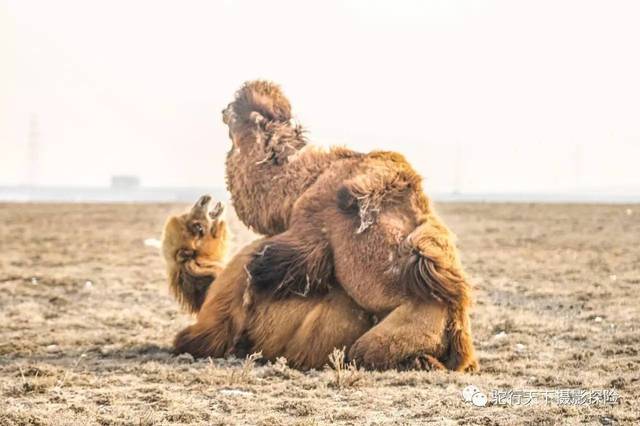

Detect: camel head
[173, 194, 227, 265]
[224, 80, 292, 123]
[222, 80, 293, 147]
[223, 80, 307, 164]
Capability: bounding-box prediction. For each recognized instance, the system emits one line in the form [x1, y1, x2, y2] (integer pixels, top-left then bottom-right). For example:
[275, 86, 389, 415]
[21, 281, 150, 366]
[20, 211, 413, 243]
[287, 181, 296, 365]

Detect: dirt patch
[0, 202, 638, 424]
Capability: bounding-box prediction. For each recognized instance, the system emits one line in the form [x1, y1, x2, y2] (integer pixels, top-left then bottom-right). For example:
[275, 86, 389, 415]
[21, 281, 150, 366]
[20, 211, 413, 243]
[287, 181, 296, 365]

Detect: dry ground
[0, 202, 638, 425]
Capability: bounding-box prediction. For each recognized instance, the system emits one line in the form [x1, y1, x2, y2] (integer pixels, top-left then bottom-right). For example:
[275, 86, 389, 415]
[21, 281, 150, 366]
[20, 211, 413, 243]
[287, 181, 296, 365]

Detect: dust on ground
[0, 202, 638, 425]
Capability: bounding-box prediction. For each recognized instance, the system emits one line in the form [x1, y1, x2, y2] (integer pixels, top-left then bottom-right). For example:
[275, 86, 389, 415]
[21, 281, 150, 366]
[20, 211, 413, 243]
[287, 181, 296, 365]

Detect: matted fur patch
[246, 238, 334, 298]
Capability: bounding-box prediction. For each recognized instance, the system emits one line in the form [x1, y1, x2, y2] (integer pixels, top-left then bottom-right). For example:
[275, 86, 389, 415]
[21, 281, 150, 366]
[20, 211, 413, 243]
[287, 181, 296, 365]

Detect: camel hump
[231, 80, 292, 123]
[335, 157, 424, 233]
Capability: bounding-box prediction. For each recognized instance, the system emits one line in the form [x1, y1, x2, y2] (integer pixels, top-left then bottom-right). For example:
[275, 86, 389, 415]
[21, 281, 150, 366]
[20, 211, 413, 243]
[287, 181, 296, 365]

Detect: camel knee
[347, 301, 451, 370]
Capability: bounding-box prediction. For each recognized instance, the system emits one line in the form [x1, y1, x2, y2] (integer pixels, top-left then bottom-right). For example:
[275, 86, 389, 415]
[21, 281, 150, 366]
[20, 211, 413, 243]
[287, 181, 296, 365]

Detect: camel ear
[196, 194, 212, 208]
[209, 201, 224, 220]
[190, 194, 212, 217]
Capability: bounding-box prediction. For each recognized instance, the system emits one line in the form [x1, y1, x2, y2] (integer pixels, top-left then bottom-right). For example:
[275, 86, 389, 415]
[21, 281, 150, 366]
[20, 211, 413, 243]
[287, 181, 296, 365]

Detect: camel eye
[189, 222, 205, 238]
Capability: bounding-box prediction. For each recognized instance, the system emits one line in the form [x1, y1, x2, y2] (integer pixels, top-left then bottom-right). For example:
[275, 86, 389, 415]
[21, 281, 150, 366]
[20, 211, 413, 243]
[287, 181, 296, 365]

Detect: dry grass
[327, 348, 363, 389]
[0, 202, 638, 424]
[227, 352, 263, 385]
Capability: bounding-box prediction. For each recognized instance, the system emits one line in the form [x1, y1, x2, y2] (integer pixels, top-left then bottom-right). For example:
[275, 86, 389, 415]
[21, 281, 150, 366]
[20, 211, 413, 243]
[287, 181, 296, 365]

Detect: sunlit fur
[161, 195, 227, 314]
[222, 81, 478, 371]
[162, 197, 372, 369]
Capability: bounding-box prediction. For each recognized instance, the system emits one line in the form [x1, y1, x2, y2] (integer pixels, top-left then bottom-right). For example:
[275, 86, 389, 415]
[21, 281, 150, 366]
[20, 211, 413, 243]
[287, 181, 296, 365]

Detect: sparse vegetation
[0, 202, 638, 424]
[228, 351, 263, 385]
[327, 348, 363, 389]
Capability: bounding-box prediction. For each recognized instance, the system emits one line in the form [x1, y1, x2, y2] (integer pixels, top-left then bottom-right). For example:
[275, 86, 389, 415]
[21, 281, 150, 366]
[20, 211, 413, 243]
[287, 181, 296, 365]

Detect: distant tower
[27, 114, 39, 186]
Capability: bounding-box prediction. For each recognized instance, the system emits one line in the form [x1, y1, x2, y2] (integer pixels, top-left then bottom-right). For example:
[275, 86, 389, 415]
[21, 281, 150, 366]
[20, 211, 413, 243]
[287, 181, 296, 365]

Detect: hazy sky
[1, 0, 639, 193]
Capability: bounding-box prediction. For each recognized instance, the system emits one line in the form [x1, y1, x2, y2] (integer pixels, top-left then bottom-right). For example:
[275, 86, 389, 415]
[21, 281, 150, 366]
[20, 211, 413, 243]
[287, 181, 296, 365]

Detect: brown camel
[221, 80, 478, 371]
[162, 196, 372, 369]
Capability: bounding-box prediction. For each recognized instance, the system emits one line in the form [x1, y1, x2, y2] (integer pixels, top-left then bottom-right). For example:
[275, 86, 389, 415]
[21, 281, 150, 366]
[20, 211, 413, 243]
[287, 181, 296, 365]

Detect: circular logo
[462, 385, 480, 402]
[462, 385, 487, 407]
[472, 392, 488, 407]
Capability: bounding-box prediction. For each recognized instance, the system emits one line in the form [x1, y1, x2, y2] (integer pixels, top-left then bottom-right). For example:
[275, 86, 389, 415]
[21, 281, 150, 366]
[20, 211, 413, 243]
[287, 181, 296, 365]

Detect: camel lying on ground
[217, 81, 478, 371]
[162, 196, 372, 369]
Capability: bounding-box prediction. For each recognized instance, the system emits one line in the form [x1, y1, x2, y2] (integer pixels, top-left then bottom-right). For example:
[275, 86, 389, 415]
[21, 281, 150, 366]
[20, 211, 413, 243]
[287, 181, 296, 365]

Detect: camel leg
[348, 299, 450, 371]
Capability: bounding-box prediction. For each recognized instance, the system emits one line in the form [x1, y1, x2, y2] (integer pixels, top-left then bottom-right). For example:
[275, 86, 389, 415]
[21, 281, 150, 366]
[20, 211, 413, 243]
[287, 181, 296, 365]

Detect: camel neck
[225, 141, 350, 236]
[225, 141, 304, 235]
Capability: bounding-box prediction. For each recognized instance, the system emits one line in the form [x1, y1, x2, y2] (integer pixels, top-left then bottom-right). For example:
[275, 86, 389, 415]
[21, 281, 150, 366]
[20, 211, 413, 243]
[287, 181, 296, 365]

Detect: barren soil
[0, 202, 638, 425]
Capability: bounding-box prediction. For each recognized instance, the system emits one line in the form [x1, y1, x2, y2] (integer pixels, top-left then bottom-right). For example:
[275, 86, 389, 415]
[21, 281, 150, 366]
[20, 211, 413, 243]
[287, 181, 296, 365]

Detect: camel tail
[229, 80, 292, 123]
[400, 220, 471, 307]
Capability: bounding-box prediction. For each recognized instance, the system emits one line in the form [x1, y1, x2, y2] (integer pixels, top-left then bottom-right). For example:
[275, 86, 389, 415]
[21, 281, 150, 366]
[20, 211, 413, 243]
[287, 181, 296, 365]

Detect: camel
[162, 196, 372, 369]
[220, 80, 478, 371]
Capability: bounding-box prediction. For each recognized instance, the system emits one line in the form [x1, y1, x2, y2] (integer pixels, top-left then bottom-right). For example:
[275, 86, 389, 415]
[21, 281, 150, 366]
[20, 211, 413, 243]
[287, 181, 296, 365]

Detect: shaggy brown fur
[162, 195, 227, 313]
[222, 80, 478, 371]
[162, 197, 372, 369]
